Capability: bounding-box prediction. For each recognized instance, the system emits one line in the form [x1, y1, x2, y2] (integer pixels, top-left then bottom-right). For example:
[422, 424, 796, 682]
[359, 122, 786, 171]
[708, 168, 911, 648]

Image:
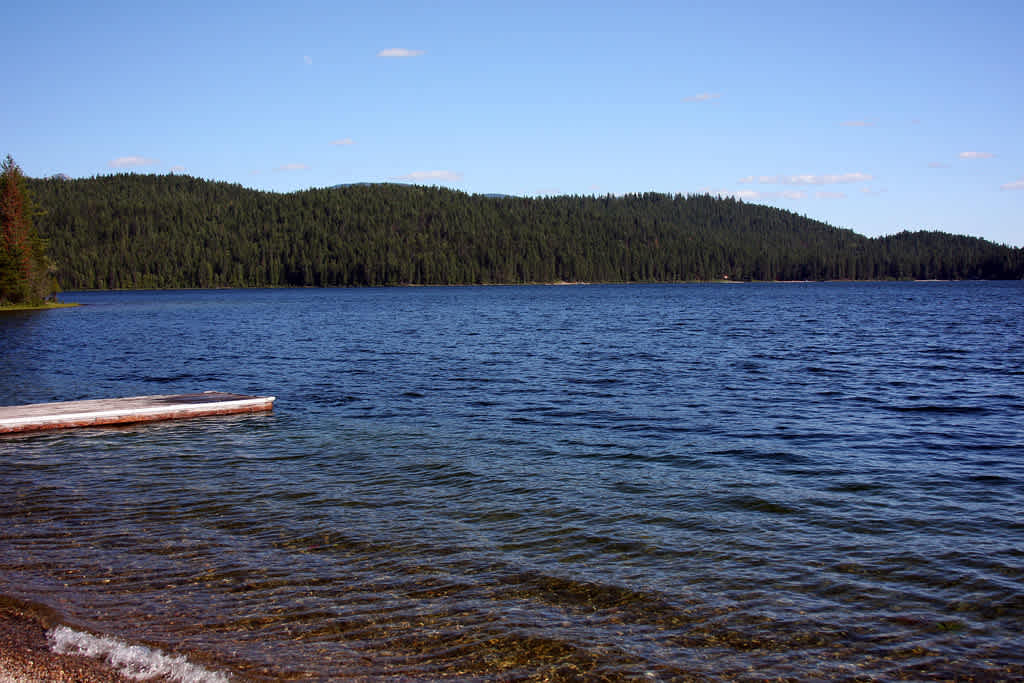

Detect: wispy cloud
[378, 48, 425, 58]
[275, 163, 310, 172]
[330, 138, 355, 146]
[712, 187, 861, 201]
[928, 161, 949, 168]
[751, 172, 872, 185]
[108, 156, 158, 168]
[391, 170, 462, 183]
[840, 120, 873, 127]
[1001, 178, 1024, 191]
[170, 165, 185, 173]
[714, 189, 807, 201]
[959, 151, 995, 159]
[304, 55, 313, 65]
[684, 92, 720, 103]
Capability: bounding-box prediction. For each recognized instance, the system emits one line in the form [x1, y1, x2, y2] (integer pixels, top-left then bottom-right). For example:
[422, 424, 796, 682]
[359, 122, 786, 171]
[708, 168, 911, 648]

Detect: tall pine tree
[1, 155, 57, 305]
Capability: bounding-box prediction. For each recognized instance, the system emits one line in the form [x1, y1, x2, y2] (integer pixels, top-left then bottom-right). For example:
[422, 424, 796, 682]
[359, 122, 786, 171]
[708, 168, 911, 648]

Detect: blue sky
[4, 0, 1022, 246]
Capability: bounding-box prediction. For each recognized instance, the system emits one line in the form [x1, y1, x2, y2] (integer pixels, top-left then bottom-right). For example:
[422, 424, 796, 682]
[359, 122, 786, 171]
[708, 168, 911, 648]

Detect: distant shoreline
[0, 302, 79, 312]
[46, 278, 1016, 295]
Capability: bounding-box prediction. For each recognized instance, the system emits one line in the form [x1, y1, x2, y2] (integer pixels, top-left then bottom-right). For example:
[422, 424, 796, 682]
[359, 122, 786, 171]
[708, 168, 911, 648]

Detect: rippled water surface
[2, 283, 1022, 680]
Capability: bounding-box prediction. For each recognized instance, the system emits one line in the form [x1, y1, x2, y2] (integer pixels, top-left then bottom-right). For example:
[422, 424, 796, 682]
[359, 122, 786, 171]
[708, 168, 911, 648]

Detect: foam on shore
[48, 625, 229, 683]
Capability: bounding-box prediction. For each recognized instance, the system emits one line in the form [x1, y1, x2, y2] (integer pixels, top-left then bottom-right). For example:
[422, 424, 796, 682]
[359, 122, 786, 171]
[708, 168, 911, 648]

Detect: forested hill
[27, 173, 1024, 289]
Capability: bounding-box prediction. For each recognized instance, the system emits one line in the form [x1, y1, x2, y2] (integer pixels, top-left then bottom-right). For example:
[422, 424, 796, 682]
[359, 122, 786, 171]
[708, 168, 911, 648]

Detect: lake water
[1, 283, 1022, 680]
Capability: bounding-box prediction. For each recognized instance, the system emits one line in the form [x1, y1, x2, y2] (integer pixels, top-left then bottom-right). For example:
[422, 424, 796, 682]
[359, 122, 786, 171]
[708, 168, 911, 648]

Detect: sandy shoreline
[0, 602, 133, 683]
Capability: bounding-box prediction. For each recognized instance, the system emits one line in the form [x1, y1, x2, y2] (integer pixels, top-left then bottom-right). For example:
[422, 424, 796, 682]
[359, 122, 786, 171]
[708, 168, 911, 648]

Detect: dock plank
[0, 392, 276, 434]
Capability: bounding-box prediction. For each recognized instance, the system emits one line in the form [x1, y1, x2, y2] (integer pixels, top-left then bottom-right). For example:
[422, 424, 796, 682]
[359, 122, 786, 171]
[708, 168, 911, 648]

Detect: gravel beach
[0, 603, 133, 683]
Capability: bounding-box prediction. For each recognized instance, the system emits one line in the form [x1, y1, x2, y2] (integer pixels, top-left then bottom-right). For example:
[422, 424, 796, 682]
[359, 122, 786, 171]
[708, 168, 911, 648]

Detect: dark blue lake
[2, 283, 1022, 680]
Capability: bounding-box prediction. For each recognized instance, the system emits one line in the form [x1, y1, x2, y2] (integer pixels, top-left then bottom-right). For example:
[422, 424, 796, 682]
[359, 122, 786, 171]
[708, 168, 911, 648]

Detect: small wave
[47, 625, 229, 682]
[566, 376, 620, 385]
[921, 346, 969, 357]
[827, 481, 890, 493]
[722, 495, 799, 515]
[968, 473, 1017, 485]
[140, 373, 197, 383]
[886, 405, 989, 414]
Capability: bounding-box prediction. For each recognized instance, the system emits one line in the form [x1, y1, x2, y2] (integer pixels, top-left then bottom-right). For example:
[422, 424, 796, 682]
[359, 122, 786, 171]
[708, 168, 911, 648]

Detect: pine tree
[1, 155, 57, 305]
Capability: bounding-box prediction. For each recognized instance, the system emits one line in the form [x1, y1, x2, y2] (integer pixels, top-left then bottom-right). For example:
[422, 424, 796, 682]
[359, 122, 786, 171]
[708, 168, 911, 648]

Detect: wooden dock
[0, 392, 276, 434]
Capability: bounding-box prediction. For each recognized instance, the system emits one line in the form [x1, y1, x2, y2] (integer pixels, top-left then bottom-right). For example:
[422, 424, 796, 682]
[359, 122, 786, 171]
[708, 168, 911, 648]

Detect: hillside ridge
[27, 173, 1023, 289]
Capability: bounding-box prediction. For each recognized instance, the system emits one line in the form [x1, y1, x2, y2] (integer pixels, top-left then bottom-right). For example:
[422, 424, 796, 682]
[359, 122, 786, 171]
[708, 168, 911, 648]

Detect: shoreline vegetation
[26, 174, 1023, 291]
[1, 156, 61, 307]
[0, 301, 78, 312]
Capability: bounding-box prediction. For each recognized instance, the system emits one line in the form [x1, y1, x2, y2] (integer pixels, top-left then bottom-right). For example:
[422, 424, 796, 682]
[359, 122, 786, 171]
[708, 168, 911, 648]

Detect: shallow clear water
[1, 283, 1022, 680]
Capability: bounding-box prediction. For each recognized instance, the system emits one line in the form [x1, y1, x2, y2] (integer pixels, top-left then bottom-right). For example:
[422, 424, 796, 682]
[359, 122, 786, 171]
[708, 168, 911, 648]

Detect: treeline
[26, 173, 1024, 290]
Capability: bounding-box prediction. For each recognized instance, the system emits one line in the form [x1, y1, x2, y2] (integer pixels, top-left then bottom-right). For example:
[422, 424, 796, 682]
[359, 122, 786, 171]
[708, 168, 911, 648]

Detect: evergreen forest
[25, 173, 1024, 290]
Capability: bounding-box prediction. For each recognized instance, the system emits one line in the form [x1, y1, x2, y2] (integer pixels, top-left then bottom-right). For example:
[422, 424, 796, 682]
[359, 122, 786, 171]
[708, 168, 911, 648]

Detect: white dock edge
[0, 391, 276, 434]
